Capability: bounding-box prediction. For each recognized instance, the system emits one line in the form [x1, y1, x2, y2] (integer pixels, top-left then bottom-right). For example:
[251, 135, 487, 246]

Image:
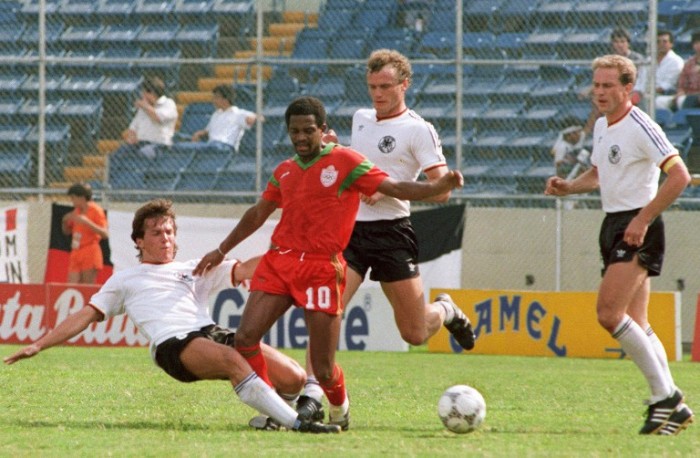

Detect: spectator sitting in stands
[191, 84, 262, 153]
[551, 121, 590, 180]
[653, 30, 685, 111]
[582, 28, 646, 134]
[119, 76, 178, 159]
[657, 31, 700, 111]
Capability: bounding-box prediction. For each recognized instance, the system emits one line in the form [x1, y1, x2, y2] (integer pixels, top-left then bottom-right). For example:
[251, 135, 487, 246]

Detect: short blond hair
[366, 49, 412, 86]
[592, 54, 637, 86]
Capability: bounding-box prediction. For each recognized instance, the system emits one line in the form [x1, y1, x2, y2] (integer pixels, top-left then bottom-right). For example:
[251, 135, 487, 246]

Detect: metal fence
[1, 0, 698, 204]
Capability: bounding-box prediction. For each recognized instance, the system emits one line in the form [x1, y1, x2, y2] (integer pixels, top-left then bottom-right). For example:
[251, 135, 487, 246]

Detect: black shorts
[154, 325, 235, 383]
[599, 209, 664, 277]
[343, 217, 420, 283]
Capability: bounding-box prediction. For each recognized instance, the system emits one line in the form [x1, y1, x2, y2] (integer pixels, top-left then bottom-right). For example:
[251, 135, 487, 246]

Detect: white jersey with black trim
[351, 108, 446, 221]
[591, 106, 678, 213]
[89, 259, 238, 358]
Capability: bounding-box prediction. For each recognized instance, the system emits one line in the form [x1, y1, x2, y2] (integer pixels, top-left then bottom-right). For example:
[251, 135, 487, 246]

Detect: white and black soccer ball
[437, 384, 486, 434]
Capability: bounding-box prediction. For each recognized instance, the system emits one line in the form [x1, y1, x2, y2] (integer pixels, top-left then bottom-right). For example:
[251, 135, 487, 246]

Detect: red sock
[236, 343, 272, 387]
[319, 364, 346, 406]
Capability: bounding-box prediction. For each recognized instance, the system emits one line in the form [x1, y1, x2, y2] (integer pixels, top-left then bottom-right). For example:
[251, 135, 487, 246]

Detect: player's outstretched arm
[377, 170, 463, 201]
[4, 306, 102, 365]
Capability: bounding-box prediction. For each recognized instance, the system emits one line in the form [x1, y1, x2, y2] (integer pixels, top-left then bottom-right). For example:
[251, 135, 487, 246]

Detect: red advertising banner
[0, 283, 147, 347]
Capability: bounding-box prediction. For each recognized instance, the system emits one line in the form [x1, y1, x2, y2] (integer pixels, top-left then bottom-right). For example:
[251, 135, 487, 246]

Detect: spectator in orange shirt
[62, 183, 109, 284]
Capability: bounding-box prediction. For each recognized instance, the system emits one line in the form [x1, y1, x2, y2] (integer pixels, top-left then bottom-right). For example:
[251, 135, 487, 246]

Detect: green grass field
[1, 345, 698, 457]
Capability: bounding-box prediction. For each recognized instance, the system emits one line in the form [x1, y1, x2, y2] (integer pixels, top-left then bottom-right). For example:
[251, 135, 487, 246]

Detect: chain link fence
[1, 0, 698, 203]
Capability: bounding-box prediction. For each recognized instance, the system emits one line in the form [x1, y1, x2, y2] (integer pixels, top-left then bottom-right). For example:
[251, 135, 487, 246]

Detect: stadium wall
[13, 201, 700, 344]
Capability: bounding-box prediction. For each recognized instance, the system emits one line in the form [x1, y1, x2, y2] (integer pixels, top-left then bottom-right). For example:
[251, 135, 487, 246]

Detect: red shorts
[68, 243, 103, 273]
[250, 248, 346, 316]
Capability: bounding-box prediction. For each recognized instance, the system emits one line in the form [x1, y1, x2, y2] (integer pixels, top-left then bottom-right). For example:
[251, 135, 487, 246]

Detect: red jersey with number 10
[262, 143, 388, 255]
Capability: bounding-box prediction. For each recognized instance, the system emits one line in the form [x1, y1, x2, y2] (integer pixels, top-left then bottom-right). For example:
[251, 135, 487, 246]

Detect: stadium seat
[0, 71, 28, 92]
[175, 170, 218, 191]
[146, 145, 194, 174]
[495, 33, 528, 59]
[100, 47, 142, 78]
[58, 0, 96, 17]
[26, 123, 71, 177]
[175, 102, 214, 142]
[476, 102, 526, 132]
[174, 22, 218, 57]
[141, 48, 182, 89]
[0, 94, 23, 122]
[306, 77, 346, 114]
[0, 122, 31, 148]
[316, 9, 355, 31]
[557, 27, 611, 60]
[351, 7, 394, 32]
[263, 70, 301, 118]
[494, 1, 539, 33]
[98, 24, 143, 47]
[58, 97, 103, 138]
[535, 0, 579, 30]
[174, 0, 214, 20]
[523, 30, 565, 58]
[610, 1, 649, 28]
[0, 150, 32, 187]
[20, 0, 60, 16]
[371, 28, 417, 55]
[463, 0, 502, 33]
[60, 23, 105, 48]
[328, 37, 366, 59]
[463, 32, 498, 59]
[530, 65, 576, 102]
[658, 0, 690, 31]
[96, 0, 136, 17]
[185, 143, 233, 174]
[135, 0, 175, 17]
[418, 31, 455, 58]
[137, 23, 180, 51]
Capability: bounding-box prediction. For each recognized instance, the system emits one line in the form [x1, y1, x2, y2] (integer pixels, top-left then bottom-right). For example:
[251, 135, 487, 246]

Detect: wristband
[217, 246, 226, 257]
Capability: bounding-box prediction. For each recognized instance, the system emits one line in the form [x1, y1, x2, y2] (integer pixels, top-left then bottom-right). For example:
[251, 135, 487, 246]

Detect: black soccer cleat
[658, 403, 694, 436]
[436, 293, 476, 350]
[294, 418, 341, 434]
[296, 395, 325, 422]
[639, 389, 685, 435]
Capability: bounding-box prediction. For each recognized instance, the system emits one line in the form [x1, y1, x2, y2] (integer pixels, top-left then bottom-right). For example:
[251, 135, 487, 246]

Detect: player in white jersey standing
[545, 55, 693, 435]
[296, 49, 475, 425]
[4, 199, 340, 434]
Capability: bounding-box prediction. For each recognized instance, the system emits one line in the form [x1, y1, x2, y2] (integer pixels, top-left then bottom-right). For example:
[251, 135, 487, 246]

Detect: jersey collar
[293, 142, 336, 169]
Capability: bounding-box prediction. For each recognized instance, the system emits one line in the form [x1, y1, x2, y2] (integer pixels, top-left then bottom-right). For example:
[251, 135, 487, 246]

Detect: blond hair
[592, 54, 637, 86]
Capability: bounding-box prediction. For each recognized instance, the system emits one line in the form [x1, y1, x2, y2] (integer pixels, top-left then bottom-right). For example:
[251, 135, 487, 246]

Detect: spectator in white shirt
[121, 76, 178, 158]
[654, 30, 685, 111]
[191, 85, 262, 153]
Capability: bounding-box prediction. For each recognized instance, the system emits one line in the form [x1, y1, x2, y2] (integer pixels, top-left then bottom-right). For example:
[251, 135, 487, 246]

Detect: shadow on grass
[5, 419, 250, 432]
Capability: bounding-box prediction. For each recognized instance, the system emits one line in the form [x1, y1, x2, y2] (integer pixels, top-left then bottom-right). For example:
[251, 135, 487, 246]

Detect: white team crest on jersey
[176, 272, 195, 283]
[320, 165, 339, 187]
[378, 136, 396, 154]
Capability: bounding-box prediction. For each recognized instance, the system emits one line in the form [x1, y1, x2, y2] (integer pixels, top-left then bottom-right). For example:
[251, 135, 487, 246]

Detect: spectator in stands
[654, 30, 685, 111]
[657, 31, 700, 111]
[62, 183, 108, 284]
[191, 84, 262, 153]
[120, 76, 178, 159]
[582, 28, 646, 133]
[551, 121, 589, 180]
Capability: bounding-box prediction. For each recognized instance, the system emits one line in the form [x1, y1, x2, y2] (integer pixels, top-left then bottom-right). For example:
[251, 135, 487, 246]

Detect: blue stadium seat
[20, 0, 60, 16]
[0, 71, 27, 92]
[213, 167, 256, 192]
[464, 0, 502, 33]
[263, 70, 301, 117]
[186, 143, 233, 172]
[523, 30, 565, 58]
[96, 0, 136, 17]
[59, 0, 96, 17]
[0, 11, 25, 46]
[535, 0, 579, 30]
[495, 33, 528, 59]
[658, 0, 690, 31]
[610, 1, 648, 27]
[146, 145, 194, 174]
[175, 170, 218, 191]
[522, 103, 562, 132]
[306, 77, 345, 114]
[21, 21, 64, 48]
[60, 23, 104, 48]
[351, 7, 393, 32]
[328, 37, 366, 59]
[135, 0, 175, 17]
[428, 11, 456, 33]
[0, 122, 31, 148]
[100, 47, 142, 77]
[137, 23, 180, 50]
[61, 49, 104, 76]
[371, 28, 417, 55]
[463, 32, 498, 59]
[557, 27, 611, 59]
[175, 102, 214, 142]
[26, 123, 71, 176]
[0, 150, 32, 187]
[418, 31, 455, 58]
[494, 1, 539, 33]
[174, 0, 214, 20]
[141, 48, 181, 88]
[317, 9, 355, 31]
[211, 0, 254, 37]
[0, 94, 23, 122]
[98, 23, 143, 47]
[58, 97, 103, 138]
[175, 22, 218, 57]
[530, 65, 576, 102]
[289, 33, 328, 81]
[59, 75, 106, 95]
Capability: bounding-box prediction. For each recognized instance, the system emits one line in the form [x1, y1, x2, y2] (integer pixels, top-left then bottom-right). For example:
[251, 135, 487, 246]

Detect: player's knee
[596, 307, 621, 333]
[400, 329, 427, 346]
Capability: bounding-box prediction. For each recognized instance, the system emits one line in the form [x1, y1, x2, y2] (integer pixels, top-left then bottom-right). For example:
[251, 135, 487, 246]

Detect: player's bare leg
[305, 310, 349, 430]
[381, 276, 440, 345]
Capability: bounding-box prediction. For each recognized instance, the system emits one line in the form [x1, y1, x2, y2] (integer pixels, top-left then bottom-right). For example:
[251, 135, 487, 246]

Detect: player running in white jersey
[545, 55, 693, 435]
[296, 49, 475, 426]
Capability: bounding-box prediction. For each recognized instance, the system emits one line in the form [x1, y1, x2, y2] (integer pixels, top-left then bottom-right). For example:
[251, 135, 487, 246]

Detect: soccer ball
[437, 385, 486, 434]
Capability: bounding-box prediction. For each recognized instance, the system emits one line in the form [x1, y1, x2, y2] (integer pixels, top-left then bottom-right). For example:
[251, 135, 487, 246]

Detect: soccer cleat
[248, 415, 281, 431]
[294, 418, 341, 434]
[296, 395, 325, 422]
[329, 409, 350, 431]
[658, 404, 694, 436]
[436, 293, 476, 350]
[639, 389, 684, 435]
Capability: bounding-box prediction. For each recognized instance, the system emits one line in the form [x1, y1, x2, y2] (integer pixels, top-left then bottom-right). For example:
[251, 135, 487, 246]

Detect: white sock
[278, 390, 301, 408]
[235, 373, 300, 429]
[612, 315, 673, 402]
[646, 325, 676, 391]
[328, 392, 350, 420]
[303, 375, 325, 403]
[438, 300, 455, 324]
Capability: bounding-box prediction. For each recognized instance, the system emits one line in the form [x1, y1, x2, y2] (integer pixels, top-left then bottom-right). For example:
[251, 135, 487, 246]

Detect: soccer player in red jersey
[193, 96, 463, 430]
